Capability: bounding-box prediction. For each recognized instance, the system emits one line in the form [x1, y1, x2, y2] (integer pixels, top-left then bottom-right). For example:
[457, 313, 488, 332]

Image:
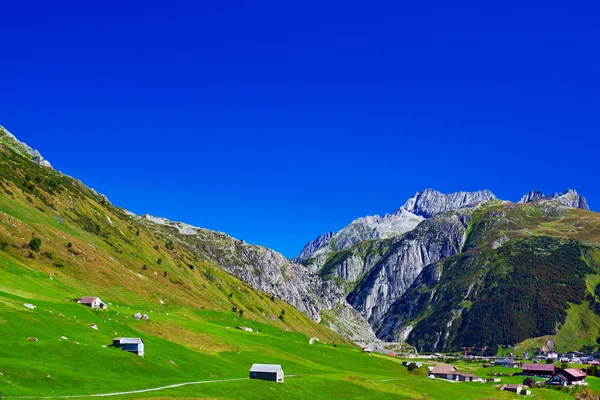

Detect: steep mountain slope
[293, 209, 424, 265]
[0, 129, 416, 398]
[0, 127, 375, 341]
[136, 215, 376, 340]
[0, 125, 52, 168]
[377, 201, 600, 352]
[295, 187, 598, 353]
[296, 190, 499, 328]
[294, 189, 494, 269]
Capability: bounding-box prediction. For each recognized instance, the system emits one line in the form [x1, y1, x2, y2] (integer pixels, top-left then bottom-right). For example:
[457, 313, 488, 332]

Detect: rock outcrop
[293, 232, 334, 264]
[295, 189, 495, 265]
[294, 210, 424, 264]
[400, 188, 496, 218]
[519, 189, 589, 210]
[0, 125, 52, 168]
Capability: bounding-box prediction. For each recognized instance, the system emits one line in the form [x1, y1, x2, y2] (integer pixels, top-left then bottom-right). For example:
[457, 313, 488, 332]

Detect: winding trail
[3, 377, 249, 399]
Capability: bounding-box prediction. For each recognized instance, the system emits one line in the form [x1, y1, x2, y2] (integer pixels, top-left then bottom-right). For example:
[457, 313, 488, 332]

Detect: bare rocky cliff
[346, 211, 472, 325]
[519, 189, 589, 210]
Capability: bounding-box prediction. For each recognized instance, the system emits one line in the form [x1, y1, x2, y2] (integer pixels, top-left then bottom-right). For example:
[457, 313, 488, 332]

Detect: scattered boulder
[132, 313, 150, 320]
[89, 324, 98, 330]
[59, 336, 68, 340]
[27, 337, 38, 342]
[24, 303, 36, 310]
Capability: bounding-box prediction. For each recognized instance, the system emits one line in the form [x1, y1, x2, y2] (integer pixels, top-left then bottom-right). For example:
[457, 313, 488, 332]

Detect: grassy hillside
[2, 135, 600, 399]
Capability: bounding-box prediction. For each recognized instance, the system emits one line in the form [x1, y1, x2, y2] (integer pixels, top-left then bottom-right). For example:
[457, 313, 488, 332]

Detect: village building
[495, 358, 520, 368]
[522, 363, 556, 377]
[523, 377, 537, 387]
[428, 365, 482, 382]
[501, 384, 530, 395]
[78, 297, 107, 309]
[457, 372, 483, 382]
[548, 368, 587, 386]
[249, 364, 284, 382]
[429, 365, 458, 380]
[113, 338, 144, 357]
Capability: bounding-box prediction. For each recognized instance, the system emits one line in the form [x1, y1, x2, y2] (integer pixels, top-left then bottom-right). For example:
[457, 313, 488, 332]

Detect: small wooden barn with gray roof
[249, 364, 284, 382]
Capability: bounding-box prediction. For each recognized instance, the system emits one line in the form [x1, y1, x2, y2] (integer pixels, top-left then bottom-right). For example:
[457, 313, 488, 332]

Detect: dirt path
[3, 377, 249, 399]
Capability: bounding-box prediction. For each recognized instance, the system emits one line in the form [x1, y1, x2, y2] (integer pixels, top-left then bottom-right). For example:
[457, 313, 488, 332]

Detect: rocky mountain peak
[518, 189, 589, 210]
[0, 125, 52, 168]
[292, 232, 334, 263]
[399, 189, 497, 218]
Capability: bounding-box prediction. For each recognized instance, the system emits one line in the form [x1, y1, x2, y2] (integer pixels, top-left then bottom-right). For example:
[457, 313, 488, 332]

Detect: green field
[0, 133, 599, 399]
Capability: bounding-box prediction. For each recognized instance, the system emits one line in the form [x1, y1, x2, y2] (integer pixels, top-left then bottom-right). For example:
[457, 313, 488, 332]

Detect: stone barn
[249, 364, 284, 383]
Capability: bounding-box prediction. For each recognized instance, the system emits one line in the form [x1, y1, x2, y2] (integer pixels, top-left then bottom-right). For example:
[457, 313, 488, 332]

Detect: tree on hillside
[29, 237, 42, 251]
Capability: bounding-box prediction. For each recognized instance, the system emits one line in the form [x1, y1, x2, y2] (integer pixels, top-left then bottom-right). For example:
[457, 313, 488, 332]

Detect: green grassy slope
[0, 134, 597, 399]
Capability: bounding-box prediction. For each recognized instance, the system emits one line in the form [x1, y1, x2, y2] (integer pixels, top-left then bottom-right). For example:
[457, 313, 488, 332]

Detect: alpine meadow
[1, 123, 600, 400]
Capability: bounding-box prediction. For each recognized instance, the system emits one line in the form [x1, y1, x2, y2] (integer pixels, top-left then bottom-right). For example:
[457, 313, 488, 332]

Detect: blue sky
[1, 1, 598, 257]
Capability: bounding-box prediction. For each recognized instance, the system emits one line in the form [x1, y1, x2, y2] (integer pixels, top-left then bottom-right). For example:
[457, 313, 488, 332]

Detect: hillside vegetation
[0, 141, 394, 398]
[378, 202, 600, 353]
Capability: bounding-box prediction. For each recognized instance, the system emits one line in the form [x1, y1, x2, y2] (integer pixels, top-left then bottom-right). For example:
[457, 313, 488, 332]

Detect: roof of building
[503, 384, 522, 390]
[114, 337, 143, 344]
[79, 296, 101, 303]
[458, 372, 480, 378]
[430, 365, 458, 374]
[250, 364, 283, 373]
[523, 363, 555, 371]
[562, 368, 587, 378]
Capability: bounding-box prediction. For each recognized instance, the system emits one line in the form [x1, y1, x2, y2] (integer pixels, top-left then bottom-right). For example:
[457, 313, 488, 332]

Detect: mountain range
[1, 123, 599, 357]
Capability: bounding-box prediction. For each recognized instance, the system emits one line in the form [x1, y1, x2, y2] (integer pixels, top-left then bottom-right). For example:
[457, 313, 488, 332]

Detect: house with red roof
[429, 365, 458, 380]
[78, 296, 107, 309]
[428, 365, 482, 382]
[549, 368, 587, 386]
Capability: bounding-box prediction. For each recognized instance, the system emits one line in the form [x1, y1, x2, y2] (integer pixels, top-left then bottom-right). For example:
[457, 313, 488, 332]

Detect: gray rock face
[346, 211, 471, 325]
[518, 190, 546, 203]
[0, 125, 52, 168]
[294, 210, 424, 264]
[139, 215, 377, 341]
[519, 189, 589, 210]
[376, 261, 444, 341]
[292, 232, 334, 263]
[295, 189, 496, 264]
[400, 188, 496, 218]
